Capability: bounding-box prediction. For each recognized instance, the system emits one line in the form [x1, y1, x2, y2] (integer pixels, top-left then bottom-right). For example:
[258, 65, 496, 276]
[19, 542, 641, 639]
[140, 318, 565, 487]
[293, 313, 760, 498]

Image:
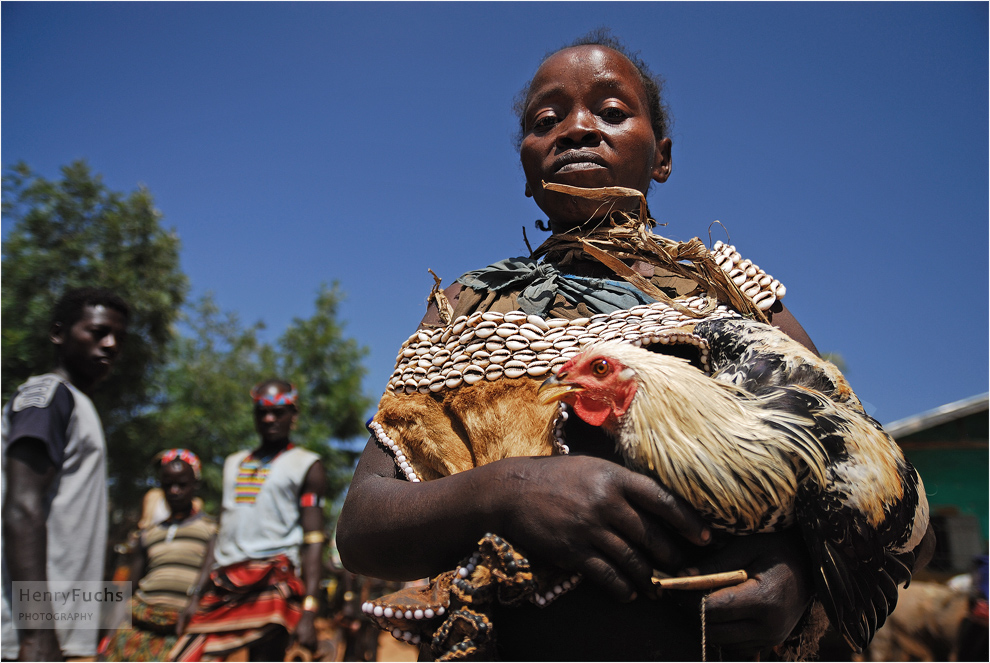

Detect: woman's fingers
[500, 456, 712, 598]
[672, 532, 814, 651]
[624, 472, 712, 548]
[580, 551, 639, 602]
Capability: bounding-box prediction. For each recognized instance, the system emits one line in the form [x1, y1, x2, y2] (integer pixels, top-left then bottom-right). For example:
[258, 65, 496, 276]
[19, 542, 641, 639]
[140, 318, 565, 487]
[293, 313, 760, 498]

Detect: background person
[957, 555, 989, 661]
[171, 379, 326, 662]
[2, 287, 130, 661]
[100, 449, 216, 661]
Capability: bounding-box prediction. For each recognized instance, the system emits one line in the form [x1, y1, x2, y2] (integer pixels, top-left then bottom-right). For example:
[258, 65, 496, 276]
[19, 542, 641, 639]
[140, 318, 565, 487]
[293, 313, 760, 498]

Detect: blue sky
[2, 2, 987, 429]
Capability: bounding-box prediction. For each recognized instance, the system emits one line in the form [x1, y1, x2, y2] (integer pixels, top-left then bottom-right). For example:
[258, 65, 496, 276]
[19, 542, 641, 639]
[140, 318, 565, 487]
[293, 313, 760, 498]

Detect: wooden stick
[652, 569, 748, 591]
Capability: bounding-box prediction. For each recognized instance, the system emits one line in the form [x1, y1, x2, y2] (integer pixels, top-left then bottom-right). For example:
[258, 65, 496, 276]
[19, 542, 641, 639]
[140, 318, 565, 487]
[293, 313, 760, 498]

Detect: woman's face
[161, 461, 197, 515]
[520, 45, 671, 231]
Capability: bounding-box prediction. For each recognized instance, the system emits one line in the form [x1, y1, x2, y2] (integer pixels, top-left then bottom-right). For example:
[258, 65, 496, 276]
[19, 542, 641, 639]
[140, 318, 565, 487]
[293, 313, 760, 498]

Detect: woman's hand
[495, 454, 711, 602]
[672, 530, 814, 658]
[338, 437, 709, 587]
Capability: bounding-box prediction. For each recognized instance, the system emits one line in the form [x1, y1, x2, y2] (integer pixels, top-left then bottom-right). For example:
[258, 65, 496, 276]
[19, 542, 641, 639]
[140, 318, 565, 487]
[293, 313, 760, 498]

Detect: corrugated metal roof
[885, 392, 988, 439]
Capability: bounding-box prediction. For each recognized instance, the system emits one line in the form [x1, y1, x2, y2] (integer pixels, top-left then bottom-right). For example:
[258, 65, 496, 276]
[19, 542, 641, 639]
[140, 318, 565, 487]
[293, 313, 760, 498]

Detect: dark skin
[338, 44, 934, 659]
[519, 46, 671, 232]
[177, 392, 325, 660]
[161, 461, 198, 521]
[129, 461, 205, 587]
[3, 304, 127, 662]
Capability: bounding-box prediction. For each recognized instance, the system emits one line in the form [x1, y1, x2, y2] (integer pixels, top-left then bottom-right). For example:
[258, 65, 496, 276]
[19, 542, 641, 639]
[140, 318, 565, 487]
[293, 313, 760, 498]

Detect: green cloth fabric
[455, 257, 660, 316]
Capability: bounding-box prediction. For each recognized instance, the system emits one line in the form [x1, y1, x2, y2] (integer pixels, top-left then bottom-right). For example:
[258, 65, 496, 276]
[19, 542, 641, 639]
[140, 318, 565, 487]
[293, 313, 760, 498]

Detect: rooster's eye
[591, 359, 610, 376]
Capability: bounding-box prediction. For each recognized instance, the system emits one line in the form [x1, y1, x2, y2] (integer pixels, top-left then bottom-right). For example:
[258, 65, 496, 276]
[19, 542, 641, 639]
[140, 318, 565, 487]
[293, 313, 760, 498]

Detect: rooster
[538, 318, 929, 653]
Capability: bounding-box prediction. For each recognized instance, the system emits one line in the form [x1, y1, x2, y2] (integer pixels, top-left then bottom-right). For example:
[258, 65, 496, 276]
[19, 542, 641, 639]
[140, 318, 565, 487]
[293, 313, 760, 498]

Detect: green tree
[277, 284, 371, 500]
[2, 159, 188, 457]
[114, 294, 266, 510]
[2, 160, 371, 533]
[822, 352, 848, 374]
[130, 285, 371, 514]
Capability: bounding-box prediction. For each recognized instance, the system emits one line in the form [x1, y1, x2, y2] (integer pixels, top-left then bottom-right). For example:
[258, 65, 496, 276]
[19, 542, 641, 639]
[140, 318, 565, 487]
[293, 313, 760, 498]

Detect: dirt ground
[227, 619, 418, 662]
[309, 618, 418, 662]
[374, 633, 419, 662]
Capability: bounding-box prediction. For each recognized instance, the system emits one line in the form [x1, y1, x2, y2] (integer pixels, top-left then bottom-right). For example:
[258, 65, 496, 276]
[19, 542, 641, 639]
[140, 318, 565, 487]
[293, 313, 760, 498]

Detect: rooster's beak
[538, 375, 583, 405]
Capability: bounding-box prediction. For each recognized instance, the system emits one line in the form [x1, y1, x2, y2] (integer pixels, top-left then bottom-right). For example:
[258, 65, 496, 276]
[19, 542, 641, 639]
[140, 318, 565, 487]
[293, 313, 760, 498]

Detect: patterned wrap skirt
[100, 595, 181, 662]
[168, 554, 305, 661]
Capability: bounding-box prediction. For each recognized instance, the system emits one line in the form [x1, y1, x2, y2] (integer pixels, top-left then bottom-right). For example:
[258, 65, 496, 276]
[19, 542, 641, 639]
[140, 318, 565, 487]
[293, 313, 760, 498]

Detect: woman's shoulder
[190, 512, 218, 536]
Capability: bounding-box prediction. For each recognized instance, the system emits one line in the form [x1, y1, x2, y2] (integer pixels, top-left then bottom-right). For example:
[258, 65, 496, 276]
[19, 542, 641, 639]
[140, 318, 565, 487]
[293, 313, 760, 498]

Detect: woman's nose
[556, 108, 600, 147]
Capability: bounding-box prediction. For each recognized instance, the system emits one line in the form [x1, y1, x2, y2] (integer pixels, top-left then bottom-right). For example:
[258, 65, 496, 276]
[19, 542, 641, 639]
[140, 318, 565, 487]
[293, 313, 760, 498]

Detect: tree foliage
[2, 161, 372, 526]
[821, 352, 848, 374]
[132, 286, 371, 513]
[2, 159, 188, 445]
[112, 294, 267, 510]
[277, 285, 371, 499]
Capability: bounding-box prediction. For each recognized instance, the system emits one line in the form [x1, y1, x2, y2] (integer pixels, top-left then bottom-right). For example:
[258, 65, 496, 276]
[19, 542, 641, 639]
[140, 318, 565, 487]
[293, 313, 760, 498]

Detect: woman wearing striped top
[102, 450, 216, 662]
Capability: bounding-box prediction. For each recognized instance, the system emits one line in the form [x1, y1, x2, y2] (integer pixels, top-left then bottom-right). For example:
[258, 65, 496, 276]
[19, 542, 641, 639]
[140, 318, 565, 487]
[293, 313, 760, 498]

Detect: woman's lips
[552, 151, 608, 175]
[556, 161, 607, 174]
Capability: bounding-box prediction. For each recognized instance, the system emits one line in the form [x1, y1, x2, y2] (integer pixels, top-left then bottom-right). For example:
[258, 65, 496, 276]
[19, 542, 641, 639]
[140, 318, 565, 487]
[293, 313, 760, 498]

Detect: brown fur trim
[376, 379, 557, 480]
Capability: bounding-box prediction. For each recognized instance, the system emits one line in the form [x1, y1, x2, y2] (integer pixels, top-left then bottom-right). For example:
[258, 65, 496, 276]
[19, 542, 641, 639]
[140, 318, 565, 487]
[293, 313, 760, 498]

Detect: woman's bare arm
[336, 436, 711, 601]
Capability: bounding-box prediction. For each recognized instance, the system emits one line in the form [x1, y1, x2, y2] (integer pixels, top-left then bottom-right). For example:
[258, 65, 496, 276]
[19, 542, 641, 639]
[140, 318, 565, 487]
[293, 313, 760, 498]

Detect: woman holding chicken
[337, 31, 933, 661]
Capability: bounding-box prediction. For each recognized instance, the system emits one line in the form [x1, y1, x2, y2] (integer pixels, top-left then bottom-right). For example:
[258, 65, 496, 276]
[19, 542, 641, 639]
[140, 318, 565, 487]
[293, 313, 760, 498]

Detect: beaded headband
[159, 448, 201, 479]
[251, 383, 299, 408]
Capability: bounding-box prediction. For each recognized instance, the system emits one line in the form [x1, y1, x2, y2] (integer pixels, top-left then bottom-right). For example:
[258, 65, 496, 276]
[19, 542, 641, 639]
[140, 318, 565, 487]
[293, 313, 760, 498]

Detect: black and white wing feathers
[690, 318, 929, 653]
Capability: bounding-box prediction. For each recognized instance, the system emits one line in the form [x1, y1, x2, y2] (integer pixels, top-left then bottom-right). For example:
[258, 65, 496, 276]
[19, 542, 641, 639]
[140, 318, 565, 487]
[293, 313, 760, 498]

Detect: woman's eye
[533, 113, 559, 130]
[600, 107, 627, 123]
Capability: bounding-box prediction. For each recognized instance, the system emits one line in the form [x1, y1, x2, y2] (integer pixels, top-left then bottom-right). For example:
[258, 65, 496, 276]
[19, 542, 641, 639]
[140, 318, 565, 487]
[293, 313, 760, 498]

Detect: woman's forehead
[161, 461, 194, 479]
[529, 46, 646, 103]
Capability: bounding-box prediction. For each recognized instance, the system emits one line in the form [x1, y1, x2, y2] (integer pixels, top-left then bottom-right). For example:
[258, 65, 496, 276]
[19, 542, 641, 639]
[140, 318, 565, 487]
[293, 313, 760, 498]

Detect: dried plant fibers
[537, 181, 772, 323]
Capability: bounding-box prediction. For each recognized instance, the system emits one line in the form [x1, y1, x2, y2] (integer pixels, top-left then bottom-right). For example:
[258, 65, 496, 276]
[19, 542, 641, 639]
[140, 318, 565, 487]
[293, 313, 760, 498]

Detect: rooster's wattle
[538, 318, 930, 653]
